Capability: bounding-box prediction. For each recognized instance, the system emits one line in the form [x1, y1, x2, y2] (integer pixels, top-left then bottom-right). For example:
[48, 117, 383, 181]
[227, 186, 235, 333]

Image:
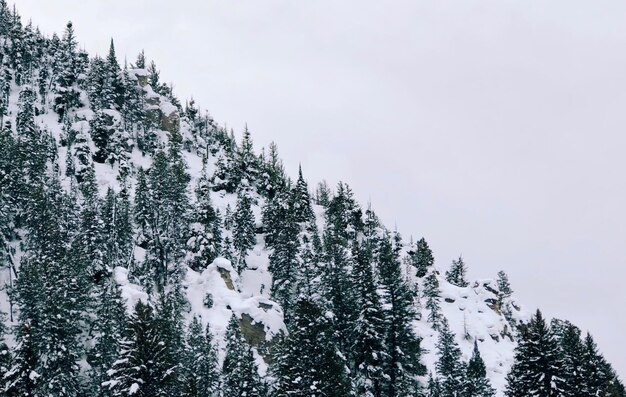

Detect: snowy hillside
[0, 4, 623, 397]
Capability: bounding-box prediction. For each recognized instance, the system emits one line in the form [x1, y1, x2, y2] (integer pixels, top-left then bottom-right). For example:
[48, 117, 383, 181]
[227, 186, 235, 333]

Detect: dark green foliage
[87, 56, 106, 109]
[53, 21, 81, 120]
[257, 142, 286, 199]
[424, 272, 442, 329]
[101, 187, 134, 269]
[134, 168, 151, 247]
[326, 182, 363, 242]
[0, 122, 20, 285]
[264, 189, 300, 318]
[181, 318, 219, 397]
[134, 50, 146, 69]
[10, 175, 89, 397]
[505, 310, 562, 397]
[104, 301, 179, 397]
[320, 224, 357, 355]
[445, 256, 468, 287]
[120, 65, 144, 131]
[235, 125, 259, 188]
[352, 244, 387, 397]
[272, 298, 350, 397]
[101, 39, 123, 110]
[222, 316, 264, 397]
[427, 373, 442, 397]
[188, 170, 222, 271]
[496, 270, 516, 327]
[211, 144, 238, 193]
[315, 180, 332, 206]
[5, 322, 38, 396]
[148, 60, 161, 93]
[0, 313, 10, 389]
[88, 278, 127, 395]
[436, 319, 465, 397]
[15, 85, 51, 191]
[262, 166, 319, 318]
[291, 165, 314, 224]
[412, 237, 434, 277]
[377, 235, 426, 396]
[136, 147, 191, 290]
[556, 323, 625, 397]
[464, 341, 495, 397]
[90, 110, 116, 164]
[233, 188, 256, 273]
[72, 127, 93, 181]
[497, 270, 513, 303]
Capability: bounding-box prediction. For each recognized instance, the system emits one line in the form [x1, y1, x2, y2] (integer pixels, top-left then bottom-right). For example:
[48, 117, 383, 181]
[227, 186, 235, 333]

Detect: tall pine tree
[222, 316, 264, 397]
[505, 310, 562, 397]
[272, 298, 350, 397]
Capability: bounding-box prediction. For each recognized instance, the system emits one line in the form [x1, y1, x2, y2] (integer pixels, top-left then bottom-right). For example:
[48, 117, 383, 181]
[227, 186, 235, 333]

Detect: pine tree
[291, 165, 314, 224]
[181, 317, 219, 397]
[264, 189, 300, 319]
[427, 373, 442, 397]
[505, 310, 563, 397]
[120, 65, 144, 130]
[188, 170, 222, 271]
[147, 60, 161, 94]
[257, 141, 286, 199]
[315, 180, 332, 206]
[554, 322, 586, 397]
[320, 223, 357, 356]
[412, 237, 434, 277]
[101, 187, 133, 269]
[211, 144, 238, 193]
[222, 316, 264, 397]
[140, 147, 191, 290]
[233, 188, 256, 273]
[88, 278, 127, 395]
[104, 301, 178, 397]
[12, 176, 88, 397]
[579, 332, 625, 397]
[53, 21, 81, 120]
[16, 86, 49, 184]
[0, 312, 10, 389]
[71, 127, 93, 184]
[464, 341, 495, 397]
[134, 49, 146, 69]
[436, 318, 465, 397]
[87, 55, 106, 109]
[424, 272, 443, 329]
[101, 39, 123, 110]
[5, 322, 38, 396]
[445, 256, 468, 287]
[497, 270, 513, 302]
[0, 122, 20, 286]
[78, 187, 106, 271]
[326, 182, 363, 242]
[272, 298, 350, 397]
[89, 110, 116, 164]
[377, 234, 426, 397]
[363, 205, 382, 248]
[235, 124, 259, 188]
[581, 333, 606, 397]
[133, 167, 151, 247]
[352, 244, 387, 397]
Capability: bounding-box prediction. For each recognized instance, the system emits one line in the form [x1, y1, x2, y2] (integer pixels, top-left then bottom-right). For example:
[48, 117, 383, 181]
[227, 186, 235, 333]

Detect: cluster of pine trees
[505, 310, 625, 397]
[0, 3, 623, 397]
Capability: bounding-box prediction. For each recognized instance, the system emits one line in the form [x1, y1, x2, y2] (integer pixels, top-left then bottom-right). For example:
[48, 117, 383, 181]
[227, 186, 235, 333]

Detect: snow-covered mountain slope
[0, 6, 621, 397]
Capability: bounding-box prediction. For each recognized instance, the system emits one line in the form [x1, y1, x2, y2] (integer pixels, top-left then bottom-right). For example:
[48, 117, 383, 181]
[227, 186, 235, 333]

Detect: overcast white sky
[15, 0, 626, 376]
